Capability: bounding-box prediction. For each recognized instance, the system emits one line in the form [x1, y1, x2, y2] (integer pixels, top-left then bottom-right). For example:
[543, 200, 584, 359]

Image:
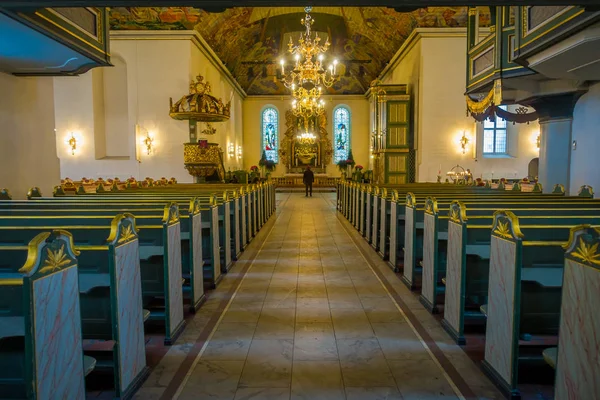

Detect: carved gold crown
[169, 74, 231, 122]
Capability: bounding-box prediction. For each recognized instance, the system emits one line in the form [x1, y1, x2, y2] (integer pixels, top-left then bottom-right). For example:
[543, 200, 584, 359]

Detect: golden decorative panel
[388, 103, 408, 123]
[387, 154, 407, 173]
[388, 127, 408, 147]
[389, 175, 406, 184]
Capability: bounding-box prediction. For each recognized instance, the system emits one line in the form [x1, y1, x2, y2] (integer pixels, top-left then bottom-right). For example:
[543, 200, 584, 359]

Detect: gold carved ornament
[466, 80, 502, 115]
[492, 211, 524, 240]
[571, 239, 600, 266]
[118, 225, 135, 244]
[39, 245, 71, 274]
[18, 230, 79, 276]
[183, 143, 225, 180]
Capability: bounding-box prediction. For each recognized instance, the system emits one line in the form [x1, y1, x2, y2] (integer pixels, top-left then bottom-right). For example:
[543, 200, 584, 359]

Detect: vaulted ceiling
[109, 6, 490, 95]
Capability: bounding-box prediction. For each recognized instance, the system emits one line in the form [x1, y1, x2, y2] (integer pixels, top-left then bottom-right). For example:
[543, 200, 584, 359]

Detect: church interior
[0, 2, 599, 399]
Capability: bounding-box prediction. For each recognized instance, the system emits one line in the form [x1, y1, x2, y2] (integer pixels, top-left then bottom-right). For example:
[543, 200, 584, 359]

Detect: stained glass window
[483, 106, 507, 155]
[333, 106, 351, 163]
[262, 107, 278, 163]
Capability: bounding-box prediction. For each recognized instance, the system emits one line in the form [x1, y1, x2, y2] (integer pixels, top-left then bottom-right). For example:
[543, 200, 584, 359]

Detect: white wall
[570, 82, 600, 194]
[242, 96, 370, 177]
[381, 29, 539, 183]
[0, 74, 60, 198]
[55, 31, 245, 182]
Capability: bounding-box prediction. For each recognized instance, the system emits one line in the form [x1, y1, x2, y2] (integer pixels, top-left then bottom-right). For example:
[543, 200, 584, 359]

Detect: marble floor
[133, 193, 503, 400]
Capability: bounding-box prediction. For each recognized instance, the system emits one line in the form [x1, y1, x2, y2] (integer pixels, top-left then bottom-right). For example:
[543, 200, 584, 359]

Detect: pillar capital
[523, 91, 585, 123]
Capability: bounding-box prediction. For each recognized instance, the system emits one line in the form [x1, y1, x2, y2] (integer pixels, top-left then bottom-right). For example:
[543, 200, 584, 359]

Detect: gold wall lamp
[536, 134, 540, 150]
[228, 143, 235, 158]
[68, 133, 77, 155]
[237, 145, 243, 160]
[460, 131, 470, 154]
[143, 132, 154, 155]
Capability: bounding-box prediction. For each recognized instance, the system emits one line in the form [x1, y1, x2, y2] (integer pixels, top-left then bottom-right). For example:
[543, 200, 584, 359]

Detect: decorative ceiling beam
[1, 0, 598, 7]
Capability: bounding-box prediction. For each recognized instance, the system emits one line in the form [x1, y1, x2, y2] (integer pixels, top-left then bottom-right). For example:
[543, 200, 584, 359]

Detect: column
[538, 118, 572, 193]
[528, 92, 584, 194]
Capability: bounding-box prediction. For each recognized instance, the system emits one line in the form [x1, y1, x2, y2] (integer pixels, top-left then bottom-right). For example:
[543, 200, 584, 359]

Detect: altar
[279, 109, 333, 174]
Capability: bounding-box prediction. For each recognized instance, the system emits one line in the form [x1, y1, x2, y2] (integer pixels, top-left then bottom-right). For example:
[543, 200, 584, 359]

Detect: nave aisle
[134, 193, 502, 400]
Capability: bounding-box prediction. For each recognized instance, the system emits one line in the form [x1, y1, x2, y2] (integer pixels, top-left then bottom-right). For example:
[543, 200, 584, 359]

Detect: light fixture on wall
[143, 132, 154, 155]
[228, 143, 235, 158]
[536, 134, 540, 150]
[460, 131, 470, 154]
[237, 145, 243, 160]
[68, 133, 77, 155]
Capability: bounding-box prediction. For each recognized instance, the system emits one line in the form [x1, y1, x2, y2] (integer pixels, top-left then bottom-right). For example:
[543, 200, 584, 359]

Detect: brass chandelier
[292, 87, 325, 118]
[279, 6, 339, 117]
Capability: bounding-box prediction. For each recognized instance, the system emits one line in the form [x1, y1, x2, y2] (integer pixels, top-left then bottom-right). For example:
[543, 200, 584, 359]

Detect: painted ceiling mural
[109, 7, 491, 95]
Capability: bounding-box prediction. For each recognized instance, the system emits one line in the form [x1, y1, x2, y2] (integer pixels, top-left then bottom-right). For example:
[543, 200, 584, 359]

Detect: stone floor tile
[178, 360, 244, 400]
[234, 387, 291, 400]
[238, 339, 294, 388]
[388, 359, 458, 399]
[291, 361, 345, 400]
[254, 308, 296, 340]
[345, 386, 404, 400]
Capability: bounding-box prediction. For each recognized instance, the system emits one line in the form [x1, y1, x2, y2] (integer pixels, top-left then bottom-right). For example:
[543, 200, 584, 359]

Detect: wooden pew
[441, 201, 600, 345]
[0, 197, 221, 293]
[0, 205, 186, 345]
[0, 230, 94, 398]
[481, 211, 587, 399]
[420, 196, 600, 313]
[402, 192, 599, 291]
[550, 225, 600, 399]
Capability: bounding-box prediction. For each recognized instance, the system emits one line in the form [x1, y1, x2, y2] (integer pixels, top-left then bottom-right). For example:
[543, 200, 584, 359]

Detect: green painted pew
[0, 198, 221, 294]
[420, 197, 600, 315]
[481, 211, 596, 399]
[547, 225, 600, 399]
[0, 205, 186, 345]
[0, 231, 96, 398]
[402, 192, 600, 291]
[441, 201, 600, 344]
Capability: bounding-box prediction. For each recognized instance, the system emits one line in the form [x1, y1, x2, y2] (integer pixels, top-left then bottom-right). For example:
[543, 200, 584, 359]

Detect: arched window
[333, 106, 351, 163]
[262, 107, 278, 163]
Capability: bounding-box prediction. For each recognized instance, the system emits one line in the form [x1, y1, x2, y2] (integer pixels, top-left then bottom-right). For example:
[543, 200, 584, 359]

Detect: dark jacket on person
[303, 169, 315, 184]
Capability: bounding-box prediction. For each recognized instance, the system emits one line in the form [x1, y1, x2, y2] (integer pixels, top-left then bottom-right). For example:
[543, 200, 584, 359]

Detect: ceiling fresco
[109, 7, 491, 95]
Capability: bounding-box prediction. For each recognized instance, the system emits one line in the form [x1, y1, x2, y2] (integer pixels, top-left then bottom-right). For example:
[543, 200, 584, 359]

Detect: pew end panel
[419, 196, 447, 314]
[555, 226, 600, 399]
[388, 191, 399, 272]
[162, 203, 185, 345]
[482, 211, 523, 399]
[0, 231, 86, 399]
[402, 193, 418, 290]
[441, 201, 468, 345]
[188, 198, 206, 313]
[105, 214, 149, 397]
[0, 188, 12, 200]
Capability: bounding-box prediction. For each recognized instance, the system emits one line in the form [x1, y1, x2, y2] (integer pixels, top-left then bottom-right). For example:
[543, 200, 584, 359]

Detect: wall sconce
[237, 145, 243, 160]
[143, 132, 154, 155]
[536, 134, 540, 149]
[460, 131, 470, 154]
[228, 143, 235, 158]
[68, 133, 77, 155]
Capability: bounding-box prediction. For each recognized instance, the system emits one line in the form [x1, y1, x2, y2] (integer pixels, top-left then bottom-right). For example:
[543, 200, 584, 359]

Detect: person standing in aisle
[303, 166, 314, 197]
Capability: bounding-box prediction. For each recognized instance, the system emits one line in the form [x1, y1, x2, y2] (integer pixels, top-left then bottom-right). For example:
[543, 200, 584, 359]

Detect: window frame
[483, 105, 508, 156]
[333, 105, 351, 164]
[261, 106, 279, 163]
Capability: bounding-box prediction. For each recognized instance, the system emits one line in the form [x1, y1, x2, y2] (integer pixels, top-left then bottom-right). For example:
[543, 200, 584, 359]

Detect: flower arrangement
[250, 165, 259, 172]
[258, 151, 276, 172]
[355, 165, 363, 170]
